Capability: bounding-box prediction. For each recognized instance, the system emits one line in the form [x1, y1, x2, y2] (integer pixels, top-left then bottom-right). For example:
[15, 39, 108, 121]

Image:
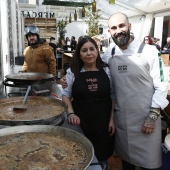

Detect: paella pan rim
[5, 72, 55, 82]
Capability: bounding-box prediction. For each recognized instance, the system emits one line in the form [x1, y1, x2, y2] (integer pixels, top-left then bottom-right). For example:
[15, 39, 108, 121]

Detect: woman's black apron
[72, 68, 114, 161]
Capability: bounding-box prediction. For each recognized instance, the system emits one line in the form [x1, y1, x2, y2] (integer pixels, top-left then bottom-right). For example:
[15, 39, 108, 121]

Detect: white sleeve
[102, 43, 115, 63]
[104, 67, 116, 100]
[143, 46, 169, 109]
[61, 68, 75, 98]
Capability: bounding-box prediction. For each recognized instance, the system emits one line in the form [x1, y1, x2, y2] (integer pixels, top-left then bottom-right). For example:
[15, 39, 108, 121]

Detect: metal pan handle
[54, 115, 65, 126]
[24, 115, 65, 126]
[3, 79, 26, 87]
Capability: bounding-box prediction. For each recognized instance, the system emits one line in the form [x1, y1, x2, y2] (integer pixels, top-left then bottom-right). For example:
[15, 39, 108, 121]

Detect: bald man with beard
[104, 12, 169, 170]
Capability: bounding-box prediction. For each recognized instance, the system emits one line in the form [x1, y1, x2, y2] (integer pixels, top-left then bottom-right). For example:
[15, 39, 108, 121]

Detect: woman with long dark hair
[62, 36, 115, 169]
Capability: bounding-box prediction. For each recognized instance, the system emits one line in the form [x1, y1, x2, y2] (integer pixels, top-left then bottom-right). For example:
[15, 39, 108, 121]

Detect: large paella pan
[0, 125, 94, 170]
[0, 96, 67, 126]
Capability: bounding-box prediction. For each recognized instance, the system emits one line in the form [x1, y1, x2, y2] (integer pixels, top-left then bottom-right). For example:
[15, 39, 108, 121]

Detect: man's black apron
[72, 68, 114, 162]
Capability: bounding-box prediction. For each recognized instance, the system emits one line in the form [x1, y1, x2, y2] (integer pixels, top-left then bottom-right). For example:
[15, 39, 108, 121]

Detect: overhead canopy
[97, 0, 170, 19]
[41, 0, 170, 43]
[42, 0, 170, 19]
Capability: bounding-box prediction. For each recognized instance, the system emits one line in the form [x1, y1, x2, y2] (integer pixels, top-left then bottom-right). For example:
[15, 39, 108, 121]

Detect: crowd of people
[143, 35, 170, 54]
[22, 12, 169, 170]
[62, 36, 77, 52]
[143, 36, 161, 51]
[163, 37, 170, 52]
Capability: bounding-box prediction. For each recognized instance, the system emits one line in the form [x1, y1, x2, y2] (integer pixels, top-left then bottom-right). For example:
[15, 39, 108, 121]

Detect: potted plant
[57, 20, 67, 48]
[84, 6, 103, 37]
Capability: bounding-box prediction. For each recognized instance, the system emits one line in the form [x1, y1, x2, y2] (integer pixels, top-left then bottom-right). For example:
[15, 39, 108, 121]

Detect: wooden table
[62, 52, 73, 69]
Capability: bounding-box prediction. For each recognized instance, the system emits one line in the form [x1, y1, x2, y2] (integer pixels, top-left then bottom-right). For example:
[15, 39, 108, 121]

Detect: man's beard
[111, 29, 130, 47]
[28, 39, 39, 46]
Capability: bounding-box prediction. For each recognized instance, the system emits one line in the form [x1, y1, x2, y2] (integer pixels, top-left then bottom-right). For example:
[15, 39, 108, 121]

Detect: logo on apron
[118, 65, 127, 73]
[86, 78, 98, 92]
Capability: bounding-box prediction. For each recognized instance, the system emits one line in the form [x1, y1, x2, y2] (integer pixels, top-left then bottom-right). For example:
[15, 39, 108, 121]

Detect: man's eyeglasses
[144, 39, 148, 41]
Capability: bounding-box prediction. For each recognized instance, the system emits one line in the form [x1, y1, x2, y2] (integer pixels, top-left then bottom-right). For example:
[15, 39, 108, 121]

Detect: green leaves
[109, 0, 115, 4]
[57, 20, 67, 47]
[83, 7, 102, 37]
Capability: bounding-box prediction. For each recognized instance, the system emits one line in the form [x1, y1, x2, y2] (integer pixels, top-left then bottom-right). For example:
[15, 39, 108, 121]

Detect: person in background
[152, 37, 161, 51]
[156, 38, 160, 45]
[62, 36, 115, 169]
[143, 36, 153, 45]
[104, 12, 169, 170]
[70, 36, 77, 51]
[65, 37, 71, 45]
[163, 37, 170, 51]
[92, 37, 101, 51]
[22, 25, 56, 76]
[22, 25, 62, 97]
[49, 37, 60, 57]
[144, 36, 161, 51]
[153, 37, 159, 45]
[63, 37, 71, 51]
[78, 36, 83, 43]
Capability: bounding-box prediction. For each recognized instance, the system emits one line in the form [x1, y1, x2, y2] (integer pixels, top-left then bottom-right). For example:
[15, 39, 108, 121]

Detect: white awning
[96, 0, 170, 19]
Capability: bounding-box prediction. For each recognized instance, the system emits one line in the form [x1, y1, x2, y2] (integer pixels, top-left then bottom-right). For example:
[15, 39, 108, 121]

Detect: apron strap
[137, 42, 145, 53]
[111, 45, 116, 57]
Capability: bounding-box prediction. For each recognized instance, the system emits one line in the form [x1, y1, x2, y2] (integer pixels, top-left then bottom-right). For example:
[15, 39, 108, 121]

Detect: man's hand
[60, 75, 68, 89]
[141, 112, 158, 134]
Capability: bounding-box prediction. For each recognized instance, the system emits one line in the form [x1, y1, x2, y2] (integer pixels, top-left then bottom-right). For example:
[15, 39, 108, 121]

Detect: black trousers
[122, 160, 161, 170]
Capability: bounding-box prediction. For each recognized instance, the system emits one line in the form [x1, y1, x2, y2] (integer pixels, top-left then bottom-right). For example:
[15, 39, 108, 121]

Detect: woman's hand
[108, 116, 116, 136]
[67, 113, 80, 126]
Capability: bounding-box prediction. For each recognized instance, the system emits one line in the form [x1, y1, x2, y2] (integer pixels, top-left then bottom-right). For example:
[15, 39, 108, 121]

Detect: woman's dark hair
[65, 37, 70, 43]
[70, 35, 108, 78]
[50, 37, 55, 41]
